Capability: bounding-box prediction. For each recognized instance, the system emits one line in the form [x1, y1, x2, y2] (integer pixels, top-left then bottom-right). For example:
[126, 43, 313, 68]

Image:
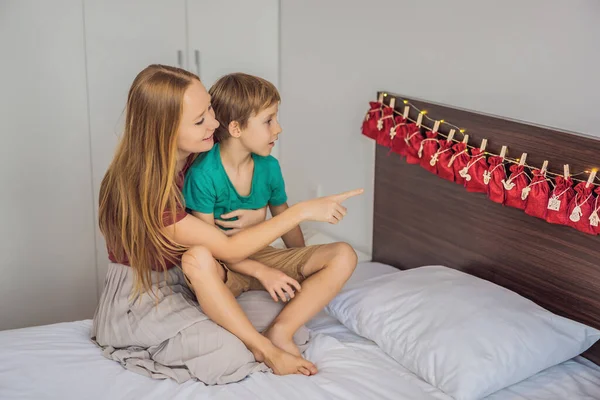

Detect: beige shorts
[222, 245, 322, 297]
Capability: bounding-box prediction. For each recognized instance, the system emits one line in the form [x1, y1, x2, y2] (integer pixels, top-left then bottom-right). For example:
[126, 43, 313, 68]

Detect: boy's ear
[228, 121, 242, 138]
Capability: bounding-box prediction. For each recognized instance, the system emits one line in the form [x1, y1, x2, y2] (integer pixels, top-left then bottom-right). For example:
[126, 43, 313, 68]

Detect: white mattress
[1, 262, 599, 400]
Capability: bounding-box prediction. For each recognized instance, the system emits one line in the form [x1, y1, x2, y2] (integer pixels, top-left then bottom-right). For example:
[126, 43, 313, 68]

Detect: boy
[182, 73, 358, 357]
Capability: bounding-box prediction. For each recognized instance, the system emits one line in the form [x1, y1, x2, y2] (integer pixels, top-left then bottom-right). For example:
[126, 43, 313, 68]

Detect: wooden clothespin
[462, 134, 469, 144]
[586, 169, 597, 188]
[432, 120, 441, 133]
[447, 129, 456, 141]
[389, 97, 396, 109]
[519, 153, 527, 166]
[416, 112, 424, 127]
[500, 146, 508, 159]
[541, 160, 549, 175]
[480, 138, 488, 152]
[378, 93, 384, 103]
[564, 164, 570, 179]
[403, 106, 410, 119]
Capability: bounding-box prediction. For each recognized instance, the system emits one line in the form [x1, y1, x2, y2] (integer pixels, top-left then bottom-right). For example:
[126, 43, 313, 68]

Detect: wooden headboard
[371, 93, 600, 364]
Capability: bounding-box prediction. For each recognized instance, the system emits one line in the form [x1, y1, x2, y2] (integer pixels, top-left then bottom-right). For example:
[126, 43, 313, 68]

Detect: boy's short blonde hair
[209, 73, 280, 142]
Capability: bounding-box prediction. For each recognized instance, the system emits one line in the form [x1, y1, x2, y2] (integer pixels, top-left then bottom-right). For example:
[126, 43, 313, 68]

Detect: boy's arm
[269, 203, 305, 248]
[192, 210, 300, 303]
[268, 159, 304, 248]
[224, 258, 268, 279]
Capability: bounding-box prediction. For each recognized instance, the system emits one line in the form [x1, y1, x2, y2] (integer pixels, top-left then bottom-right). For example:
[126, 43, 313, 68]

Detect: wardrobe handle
[177, 50, 184, 68]
[194, 50, 201, 78]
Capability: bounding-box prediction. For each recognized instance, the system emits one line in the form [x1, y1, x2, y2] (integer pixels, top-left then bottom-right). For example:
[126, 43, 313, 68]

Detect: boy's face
[239, 103, 281, 157]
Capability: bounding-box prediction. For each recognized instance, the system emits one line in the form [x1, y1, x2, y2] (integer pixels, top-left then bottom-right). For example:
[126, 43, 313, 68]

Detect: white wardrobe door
[83, 0, 187, 290]
[0, 0, 98, 329]
[187, 0, 279, 88]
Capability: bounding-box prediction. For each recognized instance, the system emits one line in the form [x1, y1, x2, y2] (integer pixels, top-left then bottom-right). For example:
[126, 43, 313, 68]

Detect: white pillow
[326, 265, 600, 400]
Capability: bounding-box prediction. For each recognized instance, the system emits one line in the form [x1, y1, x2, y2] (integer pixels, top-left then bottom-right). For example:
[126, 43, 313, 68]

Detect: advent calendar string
[380, 94, 598, 187]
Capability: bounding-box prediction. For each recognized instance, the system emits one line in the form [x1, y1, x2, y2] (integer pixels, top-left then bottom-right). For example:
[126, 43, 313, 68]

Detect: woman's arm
[163, 189, 363, 263]
[164, 204, 303, 263]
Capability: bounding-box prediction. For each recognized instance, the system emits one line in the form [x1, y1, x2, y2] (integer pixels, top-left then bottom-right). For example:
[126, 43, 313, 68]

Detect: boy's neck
[219, 139, 252, 170]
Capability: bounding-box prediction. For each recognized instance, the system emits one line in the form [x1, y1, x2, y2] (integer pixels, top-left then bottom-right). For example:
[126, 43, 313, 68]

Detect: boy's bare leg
[182, 246, 318, 376]
[263, 242, 357, 356]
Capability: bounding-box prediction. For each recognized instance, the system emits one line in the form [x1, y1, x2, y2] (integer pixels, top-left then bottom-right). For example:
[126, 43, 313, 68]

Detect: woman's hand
[254, 265, 301, 302]
[215, 207, 268, 236]
[296, 189, 364, 224]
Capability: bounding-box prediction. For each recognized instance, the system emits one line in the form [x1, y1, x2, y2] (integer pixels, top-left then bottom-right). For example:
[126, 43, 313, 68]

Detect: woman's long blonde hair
[99, 65, 197, 297]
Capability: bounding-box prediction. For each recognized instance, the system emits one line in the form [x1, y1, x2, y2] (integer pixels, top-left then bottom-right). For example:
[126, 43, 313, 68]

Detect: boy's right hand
[254, 265, 302, 302]
[298, 189, 364, 224]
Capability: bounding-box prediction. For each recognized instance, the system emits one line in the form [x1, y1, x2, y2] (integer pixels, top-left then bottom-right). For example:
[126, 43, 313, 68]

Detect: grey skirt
[91, 263, 270, 384]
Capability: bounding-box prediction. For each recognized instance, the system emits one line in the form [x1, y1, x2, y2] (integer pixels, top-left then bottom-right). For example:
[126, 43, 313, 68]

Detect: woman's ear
[228, 121, 242, 138]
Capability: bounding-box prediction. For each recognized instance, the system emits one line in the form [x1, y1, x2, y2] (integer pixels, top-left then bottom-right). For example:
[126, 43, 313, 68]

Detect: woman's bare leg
[263, 242, 358, 356]
[181, 246, 317, 376]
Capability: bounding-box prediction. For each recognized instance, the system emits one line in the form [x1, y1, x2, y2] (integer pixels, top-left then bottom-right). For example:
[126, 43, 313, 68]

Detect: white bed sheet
[1, 262, 599, 400]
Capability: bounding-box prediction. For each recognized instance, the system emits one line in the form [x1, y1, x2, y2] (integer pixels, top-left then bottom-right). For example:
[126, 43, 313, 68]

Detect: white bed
[1, 261, 599, 400]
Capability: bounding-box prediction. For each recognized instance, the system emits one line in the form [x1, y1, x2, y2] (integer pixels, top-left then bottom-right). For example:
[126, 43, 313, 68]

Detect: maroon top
[108, 158, 193, 269]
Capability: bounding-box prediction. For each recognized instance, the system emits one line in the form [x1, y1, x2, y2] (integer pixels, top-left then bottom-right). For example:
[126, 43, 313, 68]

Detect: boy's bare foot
[263, 323, 302, 357]
[252, 343, 317, 376]
[265, 346, 317, 376]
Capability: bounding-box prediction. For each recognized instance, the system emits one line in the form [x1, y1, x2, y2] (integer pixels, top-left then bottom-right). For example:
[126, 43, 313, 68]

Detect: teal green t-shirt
[182, 143, 287, 221]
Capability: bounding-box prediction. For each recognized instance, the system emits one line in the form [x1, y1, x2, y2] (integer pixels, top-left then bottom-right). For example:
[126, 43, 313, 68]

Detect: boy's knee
[182, 246, 217, 277]
[330, 242, 358, 271]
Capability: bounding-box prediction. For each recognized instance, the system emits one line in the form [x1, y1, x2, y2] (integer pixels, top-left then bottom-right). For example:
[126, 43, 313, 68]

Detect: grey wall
[279, 0, 600, 254]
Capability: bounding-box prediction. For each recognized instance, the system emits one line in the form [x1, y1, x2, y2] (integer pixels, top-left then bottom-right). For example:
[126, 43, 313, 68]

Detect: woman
[92, 64, 362, 382]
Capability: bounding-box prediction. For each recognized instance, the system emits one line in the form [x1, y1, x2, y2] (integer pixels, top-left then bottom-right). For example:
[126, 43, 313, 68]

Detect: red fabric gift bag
[486, 156, 506, 205]
[462, 148, 489, 194]
[567, 182, 596, 235]
[390, 118, 409, 156]
[375, 107, 395, 147]
[387, 115, 407, 153]
[434, 140, 455, 182]
[523, 169, 550, 220]
[361, 101, 383, 140]
[419, 130, 439, 174]
[590, 187, 600, 235]
[546, 176, 574, 225]
[404, 123, 423, 164]
[449, 143, 470, 185]
[504, 165, 530, 210]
